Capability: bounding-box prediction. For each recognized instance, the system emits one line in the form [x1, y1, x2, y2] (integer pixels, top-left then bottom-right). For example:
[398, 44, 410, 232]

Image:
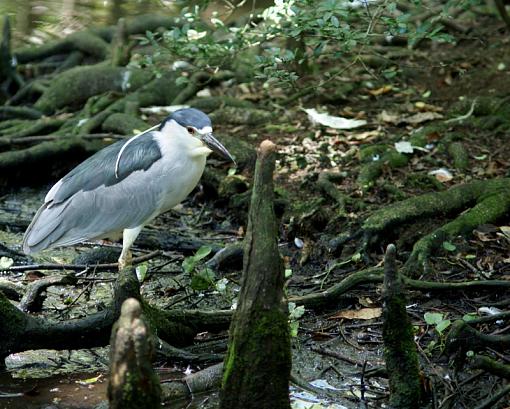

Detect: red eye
[187, 127, 195, 135]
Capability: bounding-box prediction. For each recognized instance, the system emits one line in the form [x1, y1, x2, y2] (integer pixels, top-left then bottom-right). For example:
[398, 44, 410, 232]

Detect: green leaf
[195, 246, 212, 261]
[176, 76, 189, 87]
[424, 312, 443, 325]
[190, 267, 216, 291]
[290, 305, 305, 320]
[351, 252, 362, 263]
[289, 321, 299, 337]
[462, 313, 477, 322]
[435, 319, 451, 334]
[227, 167, 237, 176]
[182, 257, 195, 274]
[135, 263, 149, 282]
[442, 241, 456, 252]
[285, 268, 293, 278]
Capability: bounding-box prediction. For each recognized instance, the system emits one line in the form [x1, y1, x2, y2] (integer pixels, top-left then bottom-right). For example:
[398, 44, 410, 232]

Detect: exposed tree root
[19, 273, 77, 313]
[0, 267, 196, 366]
[361, 178, 510, 276]
[446, 319, 510, 371]
[470, 354, 510, 379]
[470, 355, 510, 409]
[34, 65, 153, 114]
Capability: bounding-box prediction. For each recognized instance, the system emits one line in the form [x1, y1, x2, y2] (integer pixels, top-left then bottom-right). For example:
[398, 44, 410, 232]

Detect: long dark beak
[202, 133, 236, 164]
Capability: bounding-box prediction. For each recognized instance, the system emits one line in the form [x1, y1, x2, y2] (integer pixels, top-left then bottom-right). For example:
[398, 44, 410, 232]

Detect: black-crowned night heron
[23, 108, 234, 269]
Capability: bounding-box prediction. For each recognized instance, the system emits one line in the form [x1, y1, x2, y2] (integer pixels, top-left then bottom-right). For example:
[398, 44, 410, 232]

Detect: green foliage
[424, 311, 452, 354]
[138, 0, 477, 87]
[442, 241, 457, 252]
[288, 301, 305, 337]
[182, 245, 216, 291]
[135, 262, 149, 282]
[462, 312, 478, 322]
[424, 311, 451, 335]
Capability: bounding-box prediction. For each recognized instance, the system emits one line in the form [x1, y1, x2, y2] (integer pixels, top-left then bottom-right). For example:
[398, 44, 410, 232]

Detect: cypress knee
[382, 244, 423, 408]
[108, 297, 161, 409]
[220, 140, 291, 409]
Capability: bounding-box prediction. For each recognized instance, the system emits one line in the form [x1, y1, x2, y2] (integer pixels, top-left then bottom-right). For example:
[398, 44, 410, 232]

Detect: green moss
[221, 307, 291, 403]
[0, 292, 28, 361]
[448, 141, 469, 171]
[405, 174, 444, 190]
[383, 291, 423, 407]
[102, 113, 149, 135]
[385, 150, 409, 167]
[141, 302, 195, 347]
[209, 106, 273, 126]
[35, 65, 153, 114]
[187, 96, 256, 113]
[359, 144, 389, 162]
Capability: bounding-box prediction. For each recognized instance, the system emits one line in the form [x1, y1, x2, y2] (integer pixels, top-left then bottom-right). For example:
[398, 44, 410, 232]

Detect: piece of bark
[382, 244, 423, 408]
[220, 140, 291, 409]
[108, 298, 161, 409]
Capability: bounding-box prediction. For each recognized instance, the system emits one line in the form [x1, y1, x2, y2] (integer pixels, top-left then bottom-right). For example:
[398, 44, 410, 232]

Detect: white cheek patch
[197, 126, 213, 135]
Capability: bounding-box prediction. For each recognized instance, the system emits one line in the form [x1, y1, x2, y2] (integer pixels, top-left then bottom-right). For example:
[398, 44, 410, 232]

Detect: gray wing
[23, 132, 164, 254]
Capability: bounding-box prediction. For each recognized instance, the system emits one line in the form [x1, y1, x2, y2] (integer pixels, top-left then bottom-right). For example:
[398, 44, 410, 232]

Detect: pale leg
[118, 226, 143, 270]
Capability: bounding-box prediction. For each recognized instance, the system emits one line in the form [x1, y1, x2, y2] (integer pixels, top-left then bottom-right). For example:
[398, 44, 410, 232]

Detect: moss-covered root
[162, 363, 223, 401]
[446, 320, 510, 369]
[0, 267, 195, 365]
[220, 140, 291, 409]
[404, 181, 510, 276]
[34, 65, 153, 114]
[470, 354, 510, 379]
[362, 178, 510, 274]
[0, 137, 105, 186]
[107, 298, 161, 409]
[382, 245, 423, 408]
[447, 141, 469, 171]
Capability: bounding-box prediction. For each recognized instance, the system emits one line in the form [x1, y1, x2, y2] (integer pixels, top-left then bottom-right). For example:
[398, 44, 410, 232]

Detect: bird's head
[159, 108, 235, 164]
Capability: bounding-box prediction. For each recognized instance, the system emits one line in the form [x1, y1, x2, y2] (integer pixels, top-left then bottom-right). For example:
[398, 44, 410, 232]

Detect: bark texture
[108, 298, 161, 409]
[220, 140, 291, 409]
[382, 244, 423, 408]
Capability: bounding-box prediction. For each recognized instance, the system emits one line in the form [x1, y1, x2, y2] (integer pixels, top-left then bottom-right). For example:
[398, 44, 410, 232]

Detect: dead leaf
[414, 101, 443, 112]
[395, 141, 414, 153]
[368, 85, 393, 96]
[378, 110, 400, 125]
[305, 108, 367, 129]
[428, 168, 453, 182]
[404, 112, 443, 125]
[347, 130, 380, 141]
[499, 226, 510, 240]
[330, 307, 382, 320]
[358, 297, 375, 307]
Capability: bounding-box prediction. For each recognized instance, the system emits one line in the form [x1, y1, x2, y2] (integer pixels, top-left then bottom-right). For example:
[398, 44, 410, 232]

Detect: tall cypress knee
[382, 244, 423, 408]
[220, 140, 291, 409]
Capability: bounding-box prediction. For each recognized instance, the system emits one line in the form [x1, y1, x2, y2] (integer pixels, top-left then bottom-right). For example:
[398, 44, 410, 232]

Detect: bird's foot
[118, 251, 133, 271]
